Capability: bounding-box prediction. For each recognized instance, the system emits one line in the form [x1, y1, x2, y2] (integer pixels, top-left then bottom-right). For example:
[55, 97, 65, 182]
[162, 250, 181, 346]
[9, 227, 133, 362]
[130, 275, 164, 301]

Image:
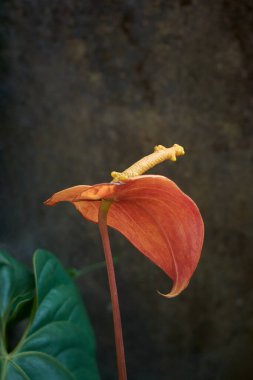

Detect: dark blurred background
[1, 1, 253, 379]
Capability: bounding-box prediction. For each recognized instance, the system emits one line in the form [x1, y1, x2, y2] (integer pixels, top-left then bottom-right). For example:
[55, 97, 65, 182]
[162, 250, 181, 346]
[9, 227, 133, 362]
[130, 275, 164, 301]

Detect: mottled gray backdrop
[1, 1, 253, 379]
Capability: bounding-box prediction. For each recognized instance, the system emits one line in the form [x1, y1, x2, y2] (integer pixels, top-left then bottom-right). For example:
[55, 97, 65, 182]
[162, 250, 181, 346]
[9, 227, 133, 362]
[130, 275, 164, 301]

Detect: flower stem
[98, 200, 127, 380]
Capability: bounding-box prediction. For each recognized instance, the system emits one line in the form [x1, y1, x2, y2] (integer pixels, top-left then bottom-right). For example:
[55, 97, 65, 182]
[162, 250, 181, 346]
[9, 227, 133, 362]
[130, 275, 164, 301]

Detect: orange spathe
[45, 175, 204, 297]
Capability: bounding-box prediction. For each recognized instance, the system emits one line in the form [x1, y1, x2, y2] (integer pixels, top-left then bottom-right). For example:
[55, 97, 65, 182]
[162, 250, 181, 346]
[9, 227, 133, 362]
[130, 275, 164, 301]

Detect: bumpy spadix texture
[45, 175, 204, 297]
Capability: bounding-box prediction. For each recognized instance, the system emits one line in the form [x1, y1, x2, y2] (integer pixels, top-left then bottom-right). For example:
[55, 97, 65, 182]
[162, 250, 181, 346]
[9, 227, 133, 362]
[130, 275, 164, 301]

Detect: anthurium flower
[45, 143, 204, 380]
[45, 145, 204, 297]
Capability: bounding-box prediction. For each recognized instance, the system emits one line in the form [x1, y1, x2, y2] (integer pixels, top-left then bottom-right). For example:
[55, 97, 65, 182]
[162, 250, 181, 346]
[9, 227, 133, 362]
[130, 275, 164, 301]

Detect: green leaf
[0, 251, 34, 327]
[0, 250, 100, 380]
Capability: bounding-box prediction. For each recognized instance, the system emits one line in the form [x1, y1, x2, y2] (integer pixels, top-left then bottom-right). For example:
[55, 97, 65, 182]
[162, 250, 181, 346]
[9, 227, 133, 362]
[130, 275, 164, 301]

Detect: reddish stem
[98, 201, 127, 380]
